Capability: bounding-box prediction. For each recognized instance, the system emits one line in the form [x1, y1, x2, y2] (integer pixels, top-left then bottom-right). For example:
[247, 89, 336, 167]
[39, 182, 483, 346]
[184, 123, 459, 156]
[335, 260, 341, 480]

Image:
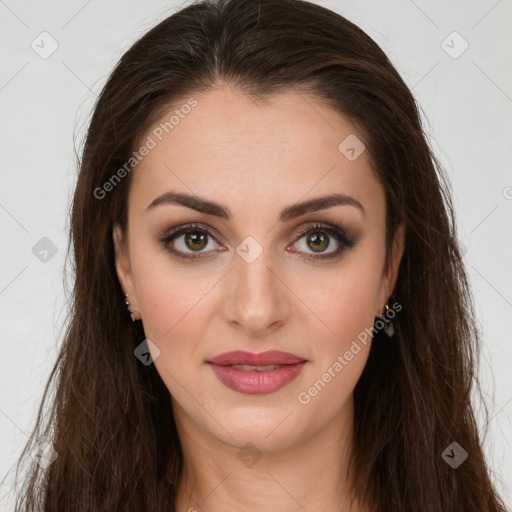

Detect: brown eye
[158, 222, 356, 262]
[305, 231, 330, 253]
[184, 231, 208, 251]
[290, 223, 356, 259]
[158, 223, 220, 260]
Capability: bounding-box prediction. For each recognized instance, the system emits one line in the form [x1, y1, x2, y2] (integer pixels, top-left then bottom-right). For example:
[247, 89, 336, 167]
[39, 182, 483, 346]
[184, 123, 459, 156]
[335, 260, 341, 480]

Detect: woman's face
[114, 83, 404, 452]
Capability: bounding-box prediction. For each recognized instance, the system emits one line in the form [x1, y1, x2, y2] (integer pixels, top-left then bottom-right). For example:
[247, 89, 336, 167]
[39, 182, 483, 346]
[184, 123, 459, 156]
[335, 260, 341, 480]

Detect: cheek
[320, 282, 377, 352]
[294, 274, 376, 418]
[131, 248, 218, 358]
[135, 268, 215, 402]
[137, 275, 215, 348]
[300, 260, 382, 355]
[293, 256, 381, 405]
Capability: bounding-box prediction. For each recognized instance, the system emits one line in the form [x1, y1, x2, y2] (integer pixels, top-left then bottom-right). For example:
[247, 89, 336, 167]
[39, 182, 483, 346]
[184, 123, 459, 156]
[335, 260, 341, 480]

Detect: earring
[124, 293, 140, 322]
[375, 301, 395, 337]
[382, 303, 395, 337]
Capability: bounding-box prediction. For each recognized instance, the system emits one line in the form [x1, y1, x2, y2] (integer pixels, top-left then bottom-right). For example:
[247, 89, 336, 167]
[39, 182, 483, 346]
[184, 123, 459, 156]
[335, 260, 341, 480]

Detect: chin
[209, 407, 307, 452]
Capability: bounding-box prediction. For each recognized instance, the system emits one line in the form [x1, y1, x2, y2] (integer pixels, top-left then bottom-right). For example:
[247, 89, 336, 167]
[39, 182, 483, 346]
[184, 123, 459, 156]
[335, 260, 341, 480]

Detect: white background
[1, 0, 511, 509]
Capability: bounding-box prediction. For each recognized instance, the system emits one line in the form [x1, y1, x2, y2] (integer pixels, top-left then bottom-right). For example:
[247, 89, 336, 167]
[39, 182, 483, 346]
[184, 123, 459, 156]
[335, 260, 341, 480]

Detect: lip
[207, 350, 306, 366]
[206, 350, 307, 395]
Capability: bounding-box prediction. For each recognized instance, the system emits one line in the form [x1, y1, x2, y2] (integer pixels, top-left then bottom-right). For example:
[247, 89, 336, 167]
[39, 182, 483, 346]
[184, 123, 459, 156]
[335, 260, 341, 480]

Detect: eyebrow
[146, 191, 365, 221]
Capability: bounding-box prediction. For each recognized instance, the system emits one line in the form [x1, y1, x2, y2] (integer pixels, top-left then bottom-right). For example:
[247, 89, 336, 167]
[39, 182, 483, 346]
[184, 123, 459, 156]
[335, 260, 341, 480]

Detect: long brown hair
[9, 0, 507, 510]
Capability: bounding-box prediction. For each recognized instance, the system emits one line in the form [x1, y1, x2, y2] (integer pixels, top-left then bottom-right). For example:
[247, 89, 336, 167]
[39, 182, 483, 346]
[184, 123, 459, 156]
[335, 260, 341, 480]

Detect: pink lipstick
[206, 350, 307, 395]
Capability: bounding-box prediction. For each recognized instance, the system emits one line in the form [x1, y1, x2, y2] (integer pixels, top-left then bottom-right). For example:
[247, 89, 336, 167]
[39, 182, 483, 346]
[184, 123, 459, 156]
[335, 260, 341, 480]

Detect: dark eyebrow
[146, 191, 365, 221]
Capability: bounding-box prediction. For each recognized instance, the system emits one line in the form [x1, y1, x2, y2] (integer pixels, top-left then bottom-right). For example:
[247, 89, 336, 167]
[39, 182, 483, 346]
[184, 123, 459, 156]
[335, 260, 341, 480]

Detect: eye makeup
[156, 221, 359, 262]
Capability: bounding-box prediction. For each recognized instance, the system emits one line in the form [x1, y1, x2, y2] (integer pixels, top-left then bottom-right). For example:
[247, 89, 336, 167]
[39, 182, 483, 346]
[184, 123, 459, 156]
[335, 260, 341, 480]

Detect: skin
[113, 82, 405, 512]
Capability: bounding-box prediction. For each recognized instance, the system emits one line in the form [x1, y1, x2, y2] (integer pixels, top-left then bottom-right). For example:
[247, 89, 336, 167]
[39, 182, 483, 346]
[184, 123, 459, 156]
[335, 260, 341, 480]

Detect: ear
[376, 222, 405, 315]
[113, 223, 140, 316]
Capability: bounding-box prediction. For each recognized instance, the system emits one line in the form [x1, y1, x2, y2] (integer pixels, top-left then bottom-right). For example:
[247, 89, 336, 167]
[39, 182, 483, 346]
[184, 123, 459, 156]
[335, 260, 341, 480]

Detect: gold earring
[375, 303, 389, 317]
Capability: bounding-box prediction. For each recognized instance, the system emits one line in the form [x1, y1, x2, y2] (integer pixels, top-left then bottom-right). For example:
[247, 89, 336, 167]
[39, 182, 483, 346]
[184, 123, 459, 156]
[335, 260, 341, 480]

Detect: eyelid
[293, 221, 347, 241]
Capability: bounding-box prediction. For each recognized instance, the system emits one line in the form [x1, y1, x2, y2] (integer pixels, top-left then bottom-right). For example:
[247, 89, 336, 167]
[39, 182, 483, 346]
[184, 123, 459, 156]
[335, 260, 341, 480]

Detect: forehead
[128, 85, 383, 221]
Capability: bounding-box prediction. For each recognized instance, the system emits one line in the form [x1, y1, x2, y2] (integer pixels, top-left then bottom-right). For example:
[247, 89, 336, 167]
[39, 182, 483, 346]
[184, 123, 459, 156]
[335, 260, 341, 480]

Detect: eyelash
[157, 222, 356, 262]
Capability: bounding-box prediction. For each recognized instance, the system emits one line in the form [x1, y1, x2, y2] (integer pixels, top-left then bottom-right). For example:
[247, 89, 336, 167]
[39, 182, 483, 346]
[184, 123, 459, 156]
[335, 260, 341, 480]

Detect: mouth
[227, 364, 285, 371]
[206, 350, 308, 395]
[207, 350, 307, 366]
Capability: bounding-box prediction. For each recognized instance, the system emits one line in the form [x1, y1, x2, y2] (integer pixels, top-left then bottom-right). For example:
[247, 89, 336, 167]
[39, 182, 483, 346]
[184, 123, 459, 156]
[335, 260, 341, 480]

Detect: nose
[221, 244, 291, 336]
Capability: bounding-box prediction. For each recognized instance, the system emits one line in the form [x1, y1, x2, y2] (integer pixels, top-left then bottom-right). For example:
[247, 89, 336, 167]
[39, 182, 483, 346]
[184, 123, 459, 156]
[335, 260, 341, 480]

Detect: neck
[173, 395, 367, 512]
